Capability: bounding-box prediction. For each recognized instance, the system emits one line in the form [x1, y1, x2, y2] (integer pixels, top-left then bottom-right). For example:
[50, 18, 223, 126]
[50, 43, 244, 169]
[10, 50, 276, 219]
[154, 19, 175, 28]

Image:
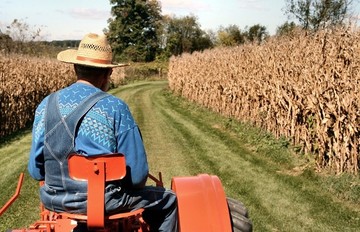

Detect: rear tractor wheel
[227, 197, 253, 232]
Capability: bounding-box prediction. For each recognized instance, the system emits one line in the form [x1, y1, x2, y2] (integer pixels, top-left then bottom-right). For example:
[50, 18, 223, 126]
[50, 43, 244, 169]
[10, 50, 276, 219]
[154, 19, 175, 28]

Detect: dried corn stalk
[168, 27, 360, 175]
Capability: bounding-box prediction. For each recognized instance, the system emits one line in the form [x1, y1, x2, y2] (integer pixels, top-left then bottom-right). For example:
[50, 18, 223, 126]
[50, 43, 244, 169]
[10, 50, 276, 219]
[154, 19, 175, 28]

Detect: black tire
[227, 197, 253, 232]
[227, 197, 249, 217]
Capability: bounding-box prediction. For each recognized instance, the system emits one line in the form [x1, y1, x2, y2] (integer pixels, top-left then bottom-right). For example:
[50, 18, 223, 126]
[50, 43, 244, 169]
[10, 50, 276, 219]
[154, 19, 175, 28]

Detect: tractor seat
[59, 153, 144, 230]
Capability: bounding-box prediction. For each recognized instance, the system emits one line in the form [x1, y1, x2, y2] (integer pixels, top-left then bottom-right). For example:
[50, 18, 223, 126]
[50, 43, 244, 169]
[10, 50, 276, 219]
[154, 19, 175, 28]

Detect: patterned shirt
[28, 82, 149, 187]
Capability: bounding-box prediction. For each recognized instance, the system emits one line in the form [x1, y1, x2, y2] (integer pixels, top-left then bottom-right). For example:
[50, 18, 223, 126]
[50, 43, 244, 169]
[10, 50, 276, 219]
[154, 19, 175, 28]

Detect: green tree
[0, 30, 12, 54]
[244, 24, 268, 44]
[163, 15, 213, 56]
[276, 21, 298, 36]
[216, 25, 245, 47]
[284, 0, 354, 31]
[106, 0, 162, 62]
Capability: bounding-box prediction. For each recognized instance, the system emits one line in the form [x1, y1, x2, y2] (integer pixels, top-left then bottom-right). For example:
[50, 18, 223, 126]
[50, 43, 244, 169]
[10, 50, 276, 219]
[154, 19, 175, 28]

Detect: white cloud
[160, 0, 210, 15]
[237, 0, 267, 11]
[68, 8, 110, 20]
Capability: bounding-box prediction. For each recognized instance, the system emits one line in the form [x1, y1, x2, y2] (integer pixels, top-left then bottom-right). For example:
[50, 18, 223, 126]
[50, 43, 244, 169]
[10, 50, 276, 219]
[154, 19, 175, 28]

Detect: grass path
[1, 80, 359, 231]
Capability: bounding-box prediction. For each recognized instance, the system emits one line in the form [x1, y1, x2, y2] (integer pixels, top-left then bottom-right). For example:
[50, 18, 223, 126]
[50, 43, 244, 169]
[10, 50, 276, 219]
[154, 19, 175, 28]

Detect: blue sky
[0, 0, 359, 41]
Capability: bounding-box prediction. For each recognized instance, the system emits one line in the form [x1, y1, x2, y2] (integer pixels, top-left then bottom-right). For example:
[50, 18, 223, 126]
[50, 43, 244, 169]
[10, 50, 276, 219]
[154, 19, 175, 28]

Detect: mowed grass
[0, 130, 41, 230]
[0, 80, 359, 231]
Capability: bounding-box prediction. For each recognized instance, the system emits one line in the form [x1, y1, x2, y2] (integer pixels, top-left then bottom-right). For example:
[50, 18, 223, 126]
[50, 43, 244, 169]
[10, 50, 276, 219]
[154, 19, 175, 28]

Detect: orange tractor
[1, 153, 252, 232]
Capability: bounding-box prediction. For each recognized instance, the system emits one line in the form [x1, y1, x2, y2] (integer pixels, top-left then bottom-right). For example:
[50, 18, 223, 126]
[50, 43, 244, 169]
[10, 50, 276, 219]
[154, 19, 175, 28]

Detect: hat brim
[57, 49, 128, 68]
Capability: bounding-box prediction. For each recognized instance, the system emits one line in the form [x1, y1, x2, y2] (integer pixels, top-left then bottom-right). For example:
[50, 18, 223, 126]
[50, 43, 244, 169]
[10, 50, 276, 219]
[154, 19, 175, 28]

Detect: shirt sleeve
[117, 126, 149, 188]
[115, 100, 149, 188]
[28, 100, 46, 181]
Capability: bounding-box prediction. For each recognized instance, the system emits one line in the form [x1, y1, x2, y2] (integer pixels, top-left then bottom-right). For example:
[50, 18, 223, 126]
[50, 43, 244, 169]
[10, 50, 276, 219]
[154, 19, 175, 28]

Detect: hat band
[76, 56, 111, 65]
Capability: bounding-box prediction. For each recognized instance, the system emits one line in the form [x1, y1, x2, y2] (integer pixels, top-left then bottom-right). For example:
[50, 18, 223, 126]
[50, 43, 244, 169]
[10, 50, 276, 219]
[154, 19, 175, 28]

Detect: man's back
[28, 33, 177, 231]
[28, 82, 149, 212]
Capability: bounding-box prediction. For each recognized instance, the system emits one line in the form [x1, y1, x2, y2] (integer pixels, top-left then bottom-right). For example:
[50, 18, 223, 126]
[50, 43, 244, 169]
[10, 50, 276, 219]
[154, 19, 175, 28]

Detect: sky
[0, 0, 359, 41]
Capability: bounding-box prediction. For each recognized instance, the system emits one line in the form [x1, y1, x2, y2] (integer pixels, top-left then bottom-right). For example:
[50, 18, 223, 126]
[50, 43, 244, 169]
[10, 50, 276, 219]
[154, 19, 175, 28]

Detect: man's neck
[76, 79, 96, 87]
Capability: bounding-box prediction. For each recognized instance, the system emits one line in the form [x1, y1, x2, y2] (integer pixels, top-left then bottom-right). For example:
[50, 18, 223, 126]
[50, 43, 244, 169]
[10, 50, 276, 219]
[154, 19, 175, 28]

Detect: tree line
[105, 0, 270, 62]
[106, 0, 357, 62]
[0, 0, 356, 61]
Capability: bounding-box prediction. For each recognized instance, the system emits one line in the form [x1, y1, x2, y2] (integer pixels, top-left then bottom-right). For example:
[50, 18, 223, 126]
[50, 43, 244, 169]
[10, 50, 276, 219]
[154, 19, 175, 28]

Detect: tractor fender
[171, 174, 232, 232]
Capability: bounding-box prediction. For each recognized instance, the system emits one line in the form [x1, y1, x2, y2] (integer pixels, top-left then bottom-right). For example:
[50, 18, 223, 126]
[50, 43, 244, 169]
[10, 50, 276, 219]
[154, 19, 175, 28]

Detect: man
[28, 33, 178, 231]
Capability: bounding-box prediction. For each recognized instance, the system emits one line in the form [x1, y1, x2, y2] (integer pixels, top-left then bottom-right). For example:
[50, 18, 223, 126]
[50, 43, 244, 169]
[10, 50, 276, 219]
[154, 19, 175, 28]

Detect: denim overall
[40, 91, 108, 213]
[39, 90, 178, 231]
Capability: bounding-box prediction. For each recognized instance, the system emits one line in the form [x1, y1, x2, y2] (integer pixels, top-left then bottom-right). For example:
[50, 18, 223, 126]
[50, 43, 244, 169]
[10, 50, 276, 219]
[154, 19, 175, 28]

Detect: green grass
[0, 129, 40, 231]
[1, 80, 359, 231]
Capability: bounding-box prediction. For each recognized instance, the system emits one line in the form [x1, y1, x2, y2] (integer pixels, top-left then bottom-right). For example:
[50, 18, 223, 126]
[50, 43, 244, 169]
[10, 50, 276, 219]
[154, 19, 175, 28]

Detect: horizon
[1, 0, 360, 41]
[1, 0, 288, 41]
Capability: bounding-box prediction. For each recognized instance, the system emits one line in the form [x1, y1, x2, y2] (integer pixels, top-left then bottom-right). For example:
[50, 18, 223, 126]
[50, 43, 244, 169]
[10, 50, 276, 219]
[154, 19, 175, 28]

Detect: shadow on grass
[0, 125, 32, 148]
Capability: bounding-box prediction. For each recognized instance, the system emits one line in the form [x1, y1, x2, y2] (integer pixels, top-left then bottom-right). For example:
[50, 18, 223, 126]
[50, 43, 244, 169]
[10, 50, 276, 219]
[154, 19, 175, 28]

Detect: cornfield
[0, 54, 75, 138]
[0, 54, 125, 139]
[168, 28, 360, 175]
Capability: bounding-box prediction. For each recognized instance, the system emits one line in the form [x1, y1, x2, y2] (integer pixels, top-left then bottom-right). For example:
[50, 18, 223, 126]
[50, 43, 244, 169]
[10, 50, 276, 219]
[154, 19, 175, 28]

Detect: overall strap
[44, 90, 109, 160]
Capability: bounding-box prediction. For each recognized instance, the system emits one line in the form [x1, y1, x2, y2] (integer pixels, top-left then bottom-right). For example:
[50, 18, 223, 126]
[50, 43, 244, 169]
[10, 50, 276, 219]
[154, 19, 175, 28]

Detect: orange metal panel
[171, 174, 232, 232]
[67, 153, 127, 229]
[87, 161, 105, 228]
[68, 153, 126, 181]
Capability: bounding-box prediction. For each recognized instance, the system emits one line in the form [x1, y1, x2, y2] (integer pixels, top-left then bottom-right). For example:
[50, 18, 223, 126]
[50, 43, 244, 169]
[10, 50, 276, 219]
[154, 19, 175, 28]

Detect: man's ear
[100, 69, 112, 91]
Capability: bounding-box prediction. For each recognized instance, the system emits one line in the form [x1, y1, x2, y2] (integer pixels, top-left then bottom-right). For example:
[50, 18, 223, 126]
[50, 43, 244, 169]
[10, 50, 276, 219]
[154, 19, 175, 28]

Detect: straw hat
[57, 33, 126, 68]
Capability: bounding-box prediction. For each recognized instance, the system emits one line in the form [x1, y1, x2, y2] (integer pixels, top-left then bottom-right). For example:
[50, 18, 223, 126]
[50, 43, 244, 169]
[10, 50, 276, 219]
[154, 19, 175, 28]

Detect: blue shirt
[28, 82, 149, 188]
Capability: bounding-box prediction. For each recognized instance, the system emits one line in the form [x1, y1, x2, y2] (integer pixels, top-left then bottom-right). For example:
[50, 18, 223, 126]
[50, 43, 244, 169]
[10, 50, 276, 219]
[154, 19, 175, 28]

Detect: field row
[168, 28, 360, 174]
[0, 55, 74, 138]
